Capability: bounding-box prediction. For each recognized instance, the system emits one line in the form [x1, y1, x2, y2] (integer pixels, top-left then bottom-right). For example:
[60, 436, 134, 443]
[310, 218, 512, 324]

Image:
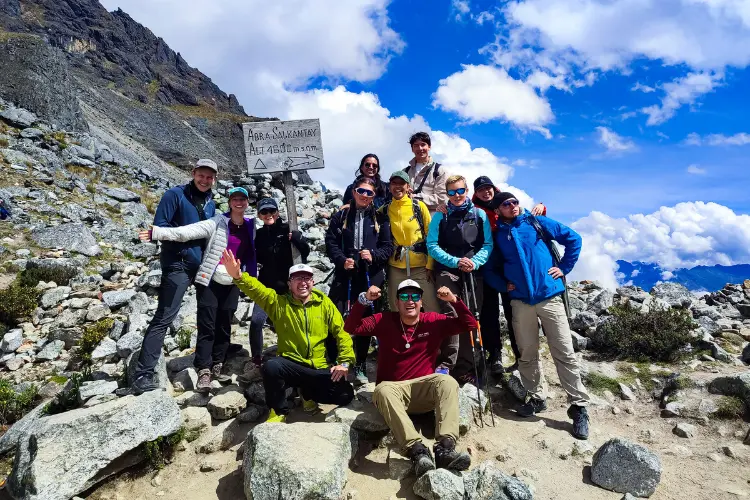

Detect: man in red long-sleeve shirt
[344, 279, 478, 477]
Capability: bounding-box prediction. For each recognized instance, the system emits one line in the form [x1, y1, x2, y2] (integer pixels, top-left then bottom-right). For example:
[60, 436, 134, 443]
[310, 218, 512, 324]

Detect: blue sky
[101, 0, 750, 287]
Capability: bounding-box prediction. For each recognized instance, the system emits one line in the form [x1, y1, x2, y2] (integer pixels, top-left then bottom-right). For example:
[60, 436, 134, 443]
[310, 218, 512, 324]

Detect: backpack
[404, 162, 441, 195]
[528, 215, 571, 319]
[438, 207, 483, 258]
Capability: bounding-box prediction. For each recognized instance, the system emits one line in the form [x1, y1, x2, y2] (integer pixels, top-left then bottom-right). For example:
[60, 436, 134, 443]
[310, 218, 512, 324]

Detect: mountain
[0, 0, 271, 175]
[617, 260, 750, 292]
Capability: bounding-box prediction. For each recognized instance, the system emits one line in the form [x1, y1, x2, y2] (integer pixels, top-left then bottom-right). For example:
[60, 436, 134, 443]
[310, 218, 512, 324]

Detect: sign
[242, 119, 325, 174]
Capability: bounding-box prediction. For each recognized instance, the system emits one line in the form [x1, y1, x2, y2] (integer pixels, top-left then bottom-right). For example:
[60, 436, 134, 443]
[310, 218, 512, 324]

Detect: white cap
[194, 158, 218, 173]
[397, 279, 423, 292]
[288, 263, 314, 277]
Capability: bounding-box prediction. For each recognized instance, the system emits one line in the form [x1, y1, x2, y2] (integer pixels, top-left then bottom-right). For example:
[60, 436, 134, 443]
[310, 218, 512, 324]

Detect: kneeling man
[223, 249, 355, 422]
[344, 279, 478, 476]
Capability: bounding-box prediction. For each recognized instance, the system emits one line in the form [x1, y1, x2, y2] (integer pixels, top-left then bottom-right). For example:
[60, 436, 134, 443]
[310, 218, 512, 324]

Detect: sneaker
[433, 437, 471, 471]
[353, 364, 368, 386]
[517, 396, 547, 418]
[567, 404, 590, 440]
[131, 373, 160, 395]
[211, 363, 231, 383]
[196, 368, 212, 393]
[407, 442, 436, 478]
[266, 409, 287, 423]
[301, 397, 319, 413]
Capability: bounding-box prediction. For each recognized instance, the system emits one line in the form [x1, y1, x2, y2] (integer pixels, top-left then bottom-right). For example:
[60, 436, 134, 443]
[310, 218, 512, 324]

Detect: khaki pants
[373, 374, 459, 449]
[512, 296, 590, 406]
[387, 265, 439, 313]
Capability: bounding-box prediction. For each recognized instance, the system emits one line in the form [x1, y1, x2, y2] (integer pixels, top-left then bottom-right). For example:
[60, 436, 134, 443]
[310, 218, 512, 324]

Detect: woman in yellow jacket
[381, 170, 439, 313]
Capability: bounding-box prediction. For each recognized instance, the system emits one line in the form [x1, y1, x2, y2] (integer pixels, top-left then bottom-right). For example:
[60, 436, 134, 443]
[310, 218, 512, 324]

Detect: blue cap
[228, 187, 249, 198]
[257, 198, 278, 211]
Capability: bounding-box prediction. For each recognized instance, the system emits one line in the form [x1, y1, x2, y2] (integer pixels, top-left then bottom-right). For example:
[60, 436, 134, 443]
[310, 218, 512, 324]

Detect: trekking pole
[345, 273, 352, 318]
[469, 273, 495, 427]
[462, 275, 484, 428]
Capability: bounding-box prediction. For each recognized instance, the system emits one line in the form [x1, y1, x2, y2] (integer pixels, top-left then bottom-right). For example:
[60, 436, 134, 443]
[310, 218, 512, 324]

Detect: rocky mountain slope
[0, 0, 268, 175]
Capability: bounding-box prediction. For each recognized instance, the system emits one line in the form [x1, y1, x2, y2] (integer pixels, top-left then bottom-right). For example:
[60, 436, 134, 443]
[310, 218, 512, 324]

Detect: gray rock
[167, 353, 196, 373]
[387, 448, 412, 480]
[5, 357, 24, 371]
[711, 343, 733, 362]
[571, 331, 589, 351]
[91, 337, 118, 360]
[194, 419, 238, 454]
[102, 187, 141, 202]
[31, 223, 101, 257]
[413, 468, 464, 500]
[36, 339, 65, 361]
[127, 313, 149, 336]
[650, 282, 693, 309]
[172, 367, 198, 392]
[40, 286, 71, 308]
[78, 380, 119, 403]
[8, 391, 181, 500]
[697, 316, 722, 336]
[2, 328, 24, 353]
[83, 394, 118, 408]
[127, 292, 150, 315]
[462, 460, 534, 500]
[181, 406, 211, 433]
[86, 304, 110, 322]
[243, 422, 357, 500]
[109, 319, 126, 341]
[126, 349, 172, 395]
[53, 308, 87, 328]
[661, 402, 683, 418]
[237, 404, 263, 423]
[0, 107, 37, 127]
[0, 400, 50, 455]
[459, 382, 488, 435]
[116, 332, 143, 359]
[708, 373, 750, 402]
[207, 386, 247, 420]
[102, 289, 136, 309]
[571, 310, 600, 332]
[174, 390, 211, 408]
[619, 383, 635, 401]
[20, 127, 44, 139]
[325, 399, 389, 433]
[591, 438, 662, 497]
[589, 289, 614, 315]
[673, 423, 696, 438]
[742, 343, 750, 365]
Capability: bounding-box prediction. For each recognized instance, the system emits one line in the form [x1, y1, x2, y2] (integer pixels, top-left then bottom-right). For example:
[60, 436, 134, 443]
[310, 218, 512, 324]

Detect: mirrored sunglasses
[447, 187, 467, 196]
[398, 292, 422, 302]
[355, 187, 375, 197]
[501, 199, 519, 207]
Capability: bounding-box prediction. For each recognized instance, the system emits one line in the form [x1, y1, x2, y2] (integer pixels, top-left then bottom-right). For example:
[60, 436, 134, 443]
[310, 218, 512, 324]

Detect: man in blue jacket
[132, 159, 218, 394]
[483, 192, 591, 440]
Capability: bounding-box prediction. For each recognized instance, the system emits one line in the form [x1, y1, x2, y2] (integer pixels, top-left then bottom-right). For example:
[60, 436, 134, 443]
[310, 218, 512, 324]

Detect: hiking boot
[488, 352, 504, 377]
[266, 409, 287, 423]
[131, 373, 159, 395]
[517, 396, 547, 417]
[196, 368, 212, 393]
[434, 437, 471, 471]
[567, 404, 590, 440]
[238, 360, 262, 384]
[407, 442, 435, 478]
[301, 397, 319, 413]
[211, 363, 231, 383]
[353, 364, 368, 386]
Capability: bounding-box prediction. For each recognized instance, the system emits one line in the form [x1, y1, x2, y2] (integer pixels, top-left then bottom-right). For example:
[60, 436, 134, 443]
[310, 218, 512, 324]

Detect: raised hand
[437, 286, 457, 303]
[221, 249, 242, 279]
[365, 285, 382, 301]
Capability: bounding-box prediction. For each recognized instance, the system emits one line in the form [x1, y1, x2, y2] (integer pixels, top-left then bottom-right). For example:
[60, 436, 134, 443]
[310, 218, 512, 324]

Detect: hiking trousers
[511, 296, 590, 406]
[262, 356, 354, 415]
[373, 373, 459, 450]
[194, 281, 239, 371]
[482, 288, 521, 362]
[249, 304, 270, 360]
[386, 265, 439, 313]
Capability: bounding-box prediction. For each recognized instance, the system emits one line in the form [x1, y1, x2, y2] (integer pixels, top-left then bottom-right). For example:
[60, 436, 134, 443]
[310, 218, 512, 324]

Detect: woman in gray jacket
[140, 187, 257, 392]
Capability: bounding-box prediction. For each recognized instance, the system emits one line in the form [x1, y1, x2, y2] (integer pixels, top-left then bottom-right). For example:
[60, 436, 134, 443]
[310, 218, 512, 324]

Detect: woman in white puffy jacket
[140, 187, 257, 392]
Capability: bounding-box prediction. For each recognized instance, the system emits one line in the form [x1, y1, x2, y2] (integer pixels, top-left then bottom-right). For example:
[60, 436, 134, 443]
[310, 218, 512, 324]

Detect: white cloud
[630, 269, 640, 277]
[641, 71, 723, 125]
[452, 0, 471, 20]
[475, 11, 496, 24]
[571, 201, 750, 288]
[632, 82, 656, 93]
[685, 132, 750, 146]
[656, 131, 670, 140]
[596, 127, 636, 153]
[687, 164, 707, 174]
[432, 65, 554, 135]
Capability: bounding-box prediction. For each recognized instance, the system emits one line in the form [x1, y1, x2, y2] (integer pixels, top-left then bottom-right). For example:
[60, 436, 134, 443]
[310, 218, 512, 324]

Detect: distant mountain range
[616, 261, 750, 292]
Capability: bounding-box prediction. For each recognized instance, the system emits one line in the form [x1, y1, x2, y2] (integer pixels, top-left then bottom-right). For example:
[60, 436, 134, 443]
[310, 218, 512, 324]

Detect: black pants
[482, 287, 521, 362]
[194, 281, 240, 371]
[135, 262, 196, 378]
[500, 292, 521, 361]
[263, 356, 354, 414]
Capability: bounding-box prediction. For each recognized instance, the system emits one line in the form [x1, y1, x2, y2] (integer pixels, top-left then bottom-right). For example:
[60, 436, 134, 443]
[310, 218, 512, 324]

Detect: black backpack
[404, 162, 441, 195]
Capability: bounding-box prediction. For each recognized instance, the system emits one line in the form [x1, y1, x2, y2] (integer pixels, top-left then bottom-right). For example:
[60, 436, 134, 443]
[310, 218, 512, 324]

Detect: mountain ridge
[617, 260, 750, 292]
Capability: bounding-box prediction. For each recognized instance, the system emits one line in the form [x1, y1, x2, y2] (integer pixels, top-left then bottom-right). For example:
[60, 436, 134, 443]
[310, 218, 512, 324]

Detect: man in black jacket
[249, 197, 311, 366]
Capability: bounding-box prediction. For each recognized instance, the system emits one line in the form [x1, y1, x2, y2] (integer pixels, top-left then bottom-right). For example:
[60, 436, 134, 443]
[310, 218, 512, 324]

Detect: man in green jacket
[222, 249, 355, 422]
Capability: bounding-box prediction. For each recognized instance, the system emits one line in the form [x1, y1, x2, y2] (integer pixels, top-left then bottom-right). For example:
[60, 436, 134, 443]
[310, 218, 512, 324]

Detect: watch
[340, 362, 350, 368]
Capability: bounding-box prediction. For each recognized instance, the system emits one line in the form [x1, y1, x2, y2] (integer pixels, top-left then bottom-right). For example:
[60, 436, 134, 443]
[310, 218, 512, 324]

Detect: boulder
[102, 289, 136, 309]
[91, 337, 117, 360]
[459, 383, 488, 435]
[116, 332, 143, 358]
[503, 371, 528, 402]
[8, 391, 181, 500]
[0, 107, 37, 128]
[40, 286, 71, 308]
[181, 406, 211, 433]
[462, 461, 534, 500]
[708, 373, 750, 402]
[591, 438, 662, 497]
[35, 339, 65, 361]
[194, 419, 239, 454]
[207, 386, 247, 420]
[172, 367, 198, 392]
[0, 400, 49, 455]
[78, 380, 119, 403]
[413, 468, 465, 500]
[86, 304, 110, 322]
[742, 343, 750, 365]
[325, 399, 389, 433]
[673, 423, 696, 438]
[1, 328, 24, 353]
[650, 282, 693, 309]
[387, 448, 412, 480]
[174, 390, 212, 408]
[102, 186, 141, 202]
[167, 353, 196, 373]
[243, 422, 357, 500]
[30, 223, 101, 257]
[589, 289, 614, 315]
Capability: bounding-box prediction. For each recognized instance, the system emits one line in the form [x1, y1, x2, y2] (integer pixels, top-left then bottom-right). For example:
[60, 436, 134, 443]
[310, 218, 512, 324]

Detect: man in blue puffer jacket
[483, 192, 591, 440]
[132, 159, 217, 394]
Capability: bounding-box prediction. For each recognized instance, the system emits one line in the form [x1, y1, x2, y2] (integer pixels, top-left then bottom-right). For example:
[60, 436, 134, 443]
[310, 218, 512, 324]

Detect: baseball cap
[228, 187, 249, 198]
[389, 170, 411, 184]
[195, 159, 218, 173]
[397, 279, 423, 292]
[257, 198, 279, 212]
[288, 263, 314, 277]
[473, 176, 496, 191]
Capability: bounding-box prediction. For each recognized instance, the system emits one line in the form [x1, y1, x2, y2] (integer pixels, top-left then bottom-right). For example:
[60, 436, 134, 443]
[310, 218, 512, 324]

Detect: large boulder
[459, 383, 488, 435]
[0, 400, 49, 455]
[650, 282, 693, 309]
[414, 468, 464, 500]
[324, 399, 389, 433]
[462, 461, 534, 500]
[8, 391, 180, 500]
[243, 422, 357, 500]
[708, 373, 750, 404]
[31, 223, 101, 257]
[591, 438, 662, 497]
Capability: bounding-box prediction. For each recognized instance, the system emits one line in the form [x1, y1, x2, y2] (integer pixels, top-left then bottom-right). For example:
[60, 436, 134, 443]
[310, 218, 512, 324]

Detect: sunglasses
[447, 187, 467, 197]
[363, 162, 379, 168]
[259, 208, 277, 215]
[398, 292, 422, 302]
[355, 187, 375, 197]
[501, 199, 519, 207]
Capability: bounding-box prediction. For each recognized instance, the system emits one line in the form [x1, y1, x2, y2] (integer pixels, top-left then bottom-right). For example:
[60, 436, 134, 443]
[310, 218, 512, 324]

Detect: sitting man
[344, 279, 478, 477]
[222, 249, 355, 422]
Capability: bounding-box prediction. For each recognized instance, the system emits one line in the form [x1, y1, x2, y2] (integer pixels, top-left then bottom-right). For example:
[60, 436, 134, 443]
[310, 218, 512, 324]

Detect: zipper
[303, 303, 313, 368]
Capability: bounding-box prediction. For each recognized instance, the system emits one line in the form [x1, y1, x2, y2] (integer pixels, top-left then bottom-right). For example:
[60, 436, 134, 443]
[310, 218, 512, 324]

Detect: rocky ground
[0, 100, 748, 499]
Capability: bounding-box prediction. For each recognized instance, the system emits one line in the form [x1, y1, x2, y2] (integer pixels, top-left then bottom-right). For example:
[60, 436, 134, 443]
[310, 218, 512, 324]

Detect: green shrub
[0, 380, 39, 425]
[715, 396, 746, 420]
[144, 427, 186, 470]
[44, 372, 84, 415]
[18, 266, 79, 287]
[583, 372, 621, 395]
[175, 327, 193, 351]
[590, 304, 696, 362]
[78, 318, 114, 371]
[0, 282, 40, 325]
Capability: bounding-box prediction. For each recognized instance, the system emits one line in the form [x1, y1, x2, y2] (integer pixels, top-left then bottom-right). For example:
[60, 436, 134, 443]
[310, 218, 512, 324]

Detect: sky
[100, 0, 750, 289]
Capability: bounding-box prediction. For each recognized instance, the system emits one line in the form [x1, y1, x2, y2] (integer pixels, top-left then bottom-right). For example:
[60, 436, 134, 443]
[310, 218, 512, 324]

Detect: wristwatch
[340, 362, 349, 369]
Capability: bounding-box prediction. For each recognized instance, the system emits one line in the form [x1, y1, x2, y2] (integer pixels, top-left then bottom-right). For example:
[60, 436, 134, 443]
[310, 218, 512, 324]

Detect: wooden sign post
[241, 119, 325, 264]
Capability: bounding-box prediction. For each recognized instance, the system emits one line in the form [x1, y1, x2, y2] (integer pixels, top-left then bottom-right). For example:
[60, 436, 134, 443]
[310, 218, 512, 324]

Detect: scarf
[447, 198, 472, 215]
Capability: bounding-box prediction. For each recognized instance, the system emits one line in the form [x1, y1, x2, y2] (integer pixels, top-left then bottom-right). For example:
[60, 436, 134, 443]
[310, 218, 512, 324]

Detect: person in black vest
[341, 154, 391, 210]
[249, 197, 311, 367]
[426, 175, 493, 381]
[131, 159, 217, 394]
[325, 176, 394, 385]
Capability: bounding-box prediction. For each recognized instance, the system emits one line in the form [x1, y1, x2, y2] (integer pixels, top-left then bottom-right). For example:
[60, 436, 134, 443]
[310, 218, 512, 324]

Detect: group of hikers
[130, 132, 591, 477]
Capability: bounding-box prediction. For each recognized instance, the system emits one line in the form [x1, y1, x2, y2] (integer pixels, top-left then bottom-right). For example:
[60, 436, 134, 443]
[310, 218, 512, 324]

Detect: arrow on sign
[254, 159, 267, 170]
[283, 154, 320, 169]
